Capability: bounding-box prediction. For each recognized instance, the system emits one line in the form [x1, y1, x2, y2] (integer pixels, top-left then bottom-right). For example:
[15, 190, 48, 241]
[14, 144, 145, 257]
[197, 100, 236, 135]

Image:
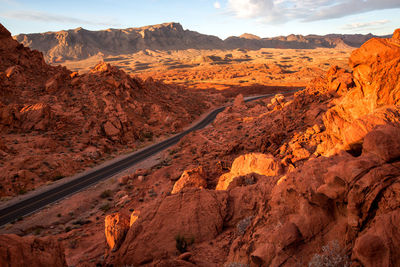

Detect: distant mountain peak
[133, 22, 184, 32]
[239, 33, 261, 40]
[73, 27, 85, 33]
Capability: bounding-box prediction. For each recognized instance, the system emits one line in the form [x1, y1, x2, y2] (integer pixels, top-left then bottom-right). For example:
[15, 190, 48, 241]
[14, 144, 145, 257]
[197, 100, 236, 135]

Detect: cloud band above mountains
[228, 0, 400, 23]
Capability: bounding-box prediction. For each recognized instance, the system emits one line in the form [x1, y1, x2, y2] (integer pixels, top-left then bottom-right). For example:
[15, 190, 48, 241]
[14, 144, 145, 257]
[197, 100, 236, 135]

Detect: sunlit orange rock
[322, 29, 400, 153]
[216, 153, 281, 190]
[171, 166, 207, 194]
[130, 210, 140, 227]
[105, 212, 130, 251]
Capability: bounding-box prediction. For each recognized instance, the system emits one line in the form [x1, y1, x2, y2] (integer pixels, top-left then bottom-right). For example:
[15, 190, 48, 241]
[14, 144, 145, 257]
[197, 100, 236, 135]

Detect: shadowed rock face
[0, 234, 67, 267]
[110, 189, 228, 266]
[14, 22, 386, 63]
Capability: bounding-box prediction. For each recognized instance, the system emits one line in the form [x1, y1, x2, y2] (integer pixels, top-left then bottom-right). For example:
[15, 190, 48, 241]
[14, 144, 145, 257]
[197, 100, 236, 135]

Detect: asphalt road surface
[0, 94, 275, 227]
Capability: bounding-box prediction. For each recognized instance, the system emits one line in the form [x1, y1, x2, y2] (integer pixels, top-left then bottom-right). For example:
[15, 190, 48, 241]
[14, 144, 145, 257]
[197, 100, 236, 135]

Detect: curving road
[0, 94, 278, 227]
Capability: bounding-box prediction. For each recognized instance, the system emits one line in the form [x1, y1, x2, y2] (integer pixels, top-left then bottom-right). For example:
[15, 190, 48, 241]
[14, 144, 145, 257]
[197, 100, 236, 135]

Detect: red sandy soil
[1, 22, 400, 267]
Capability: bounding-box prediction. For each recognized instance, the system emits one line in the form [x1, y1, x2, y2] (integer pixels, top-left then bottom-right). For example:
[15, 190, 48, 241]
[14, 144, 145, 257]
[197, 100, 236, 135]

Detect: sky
[0, 0, 399, 39]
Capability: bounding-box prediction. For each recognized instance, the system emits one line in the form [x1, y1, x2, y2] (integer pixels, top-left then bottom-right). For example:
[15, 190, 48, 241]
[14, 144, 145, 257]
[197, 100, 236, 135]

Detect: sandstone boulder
[105, 212, 130, 251]
[216, 153, 281, 190]
[362, 124, 400, 162]
[171, 167, 207, 194]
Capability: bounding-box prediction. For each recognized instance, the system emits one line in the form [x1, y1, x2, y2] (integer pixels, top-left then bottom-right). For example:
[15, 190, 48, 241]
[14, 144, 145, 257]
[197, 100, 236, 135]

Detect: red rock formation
[104, 29, 400, 266]
[216, 153, 281, 190]
[0, 23, 213, 197]
[322, 31, 400, 154]
[109, 189, 228, 265]
[222, 29, 400, 266]
[0, 234, 67, 267]
[171, 167, 207, 194]
[104, 212, 130, 251]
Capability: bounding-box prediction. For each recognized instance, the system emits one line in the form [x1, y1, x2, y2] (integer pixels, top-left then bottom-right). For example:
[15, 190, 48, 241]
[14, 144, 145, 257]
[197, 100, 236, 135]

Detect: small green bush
[143, 131, 154, 140]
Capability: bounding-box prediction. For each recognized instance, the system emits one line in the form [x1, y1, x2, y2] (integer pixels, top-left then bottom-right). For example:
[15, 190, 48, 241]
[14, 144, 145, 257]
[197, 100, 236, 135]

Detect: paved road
[0, 94, 275, 227]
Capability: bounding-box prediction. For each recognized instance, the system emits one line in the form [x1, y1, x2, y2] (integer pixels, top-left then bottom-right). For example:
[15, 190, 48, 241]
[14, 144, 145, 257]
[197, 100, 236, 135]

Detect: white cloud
[227, 0, 400, 23]
[343, 19, 390, 30]
[214, 1, 221, 9]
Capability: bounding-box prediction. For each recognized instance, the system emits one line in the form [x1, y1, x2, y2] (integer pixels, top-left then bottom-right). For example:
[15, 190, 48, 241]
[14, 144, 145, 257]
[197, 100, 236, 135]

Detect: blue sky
[0, 0, 399, 38]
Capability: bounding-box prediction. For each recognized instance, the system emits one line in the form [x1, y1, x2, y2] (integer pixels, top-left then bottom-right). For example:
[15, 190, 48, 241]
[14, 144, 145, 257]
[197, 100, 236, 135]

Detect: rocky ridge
[14, 22, 387, 63]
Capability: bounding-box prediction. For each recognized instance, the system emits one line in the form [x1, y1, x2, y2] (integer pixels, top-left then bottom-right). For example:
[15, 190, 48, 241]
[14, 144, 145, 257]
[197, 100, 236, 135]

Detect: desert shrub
[33, 227, 42, 235]
[72, 219, 91, 225]
[236, 216, 253, 236]
[169, 148, 178, 155]
[143, 131, 153, 140]
[100, 190, 112, 199]
[175, 234, 194, 254]
[52, 174, 65, 181]
[308, 240, 350, 267]
[18, 189, 27, 195]
[99, 203, 111, 212]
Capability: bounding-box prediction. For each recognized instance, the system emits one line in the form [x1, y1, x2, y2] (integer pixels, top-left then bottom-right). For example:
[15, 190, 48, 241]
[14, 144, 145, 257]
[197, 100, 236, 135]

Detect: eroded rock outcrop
[171, 167, 207, 194]
[321, 30, 400, 154]
[223, 29, 400, 267]
[0, 234, 67, 267]
[105, 212, 130, 251]
[216, 153, 281, 190]
[109, 189, 228, 265]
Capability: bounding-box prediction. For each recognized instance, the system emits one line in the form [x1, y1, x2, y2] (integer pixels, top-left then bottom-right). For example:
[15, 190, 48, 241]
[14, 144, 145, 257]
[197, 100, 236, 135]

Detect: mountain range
[14, 22, 388, 63]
